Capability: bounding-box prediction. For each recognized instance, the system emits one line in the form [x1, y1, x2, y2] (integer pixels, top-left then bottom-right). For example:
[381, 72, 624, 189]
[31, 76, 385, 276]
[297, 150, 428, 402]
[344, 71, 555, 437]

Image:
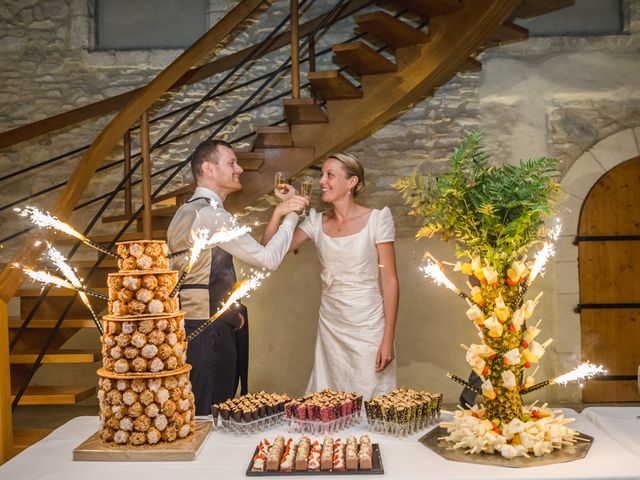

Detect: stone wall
[1, 0, 639, 406]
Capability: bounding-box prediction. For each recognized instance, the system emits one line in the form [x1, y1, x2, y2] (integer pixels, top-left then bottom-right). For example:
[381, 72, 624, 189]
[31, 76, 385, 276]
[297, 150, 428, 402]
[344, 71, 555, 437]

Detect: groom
[167, 139, 307, 415]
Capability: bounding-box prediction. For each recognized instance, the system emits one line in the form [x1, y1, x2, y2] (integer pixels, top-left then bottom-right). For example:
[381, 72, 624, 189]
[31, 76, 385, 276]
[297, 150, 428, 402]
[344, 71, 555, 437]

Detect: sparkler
[170, 224, 252, 297]
[16, 206, 118, 258]
[520, 362, 607, 395]
[447, 372, 481, 395]
[46, 247, 104, 335]
[186, 270, 268, 342]
[421, 254, 475, 305]
[517, 221, 562, 306]
[170, 228, 210, 298]
[22, 267, 108, 301]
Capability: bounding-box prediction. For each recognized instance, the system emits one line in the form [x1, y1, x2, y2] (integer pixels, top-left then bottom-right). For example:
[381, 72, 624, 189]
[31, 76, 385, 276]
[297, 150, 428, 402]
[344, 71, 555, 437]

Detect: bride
[262, 152, 399, 399]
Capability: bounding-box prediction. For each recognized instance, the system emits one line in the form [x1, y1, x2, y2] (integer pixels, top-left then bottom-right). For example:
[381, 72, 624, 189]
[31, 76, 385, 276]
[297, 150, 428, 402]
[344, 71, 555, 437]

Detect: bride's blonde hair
[328, 152, 365, 197]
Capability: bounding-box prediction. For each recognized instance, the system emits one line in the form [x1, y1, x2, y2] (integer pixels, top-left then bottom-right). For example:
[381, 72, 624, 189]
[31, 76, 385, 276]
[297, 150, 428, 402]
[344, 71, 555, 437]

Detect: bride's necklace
[334, 210, 355, 232]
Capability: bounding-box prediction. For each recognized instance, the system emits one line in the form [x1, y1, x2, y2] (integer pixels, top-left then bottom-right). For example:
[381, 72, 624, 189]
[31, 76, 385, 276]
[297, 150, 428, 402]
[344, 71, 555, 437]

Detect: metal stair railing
[8, 0, 364, 409]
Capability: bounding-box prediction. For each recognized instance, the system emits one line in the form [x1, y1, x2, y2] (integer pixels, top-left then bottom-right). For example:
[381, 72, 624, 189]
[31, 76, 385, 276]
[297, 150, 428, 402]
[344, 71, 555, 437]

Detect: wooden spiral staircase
[0, 0, 573, 460]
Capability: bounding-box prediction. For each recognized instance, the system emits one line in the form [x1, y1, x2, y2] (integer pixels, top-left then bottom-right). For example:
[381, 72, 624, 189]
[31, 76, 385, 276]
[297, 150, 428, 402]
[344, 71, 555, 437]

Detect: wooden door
[578, 156, 640, 402]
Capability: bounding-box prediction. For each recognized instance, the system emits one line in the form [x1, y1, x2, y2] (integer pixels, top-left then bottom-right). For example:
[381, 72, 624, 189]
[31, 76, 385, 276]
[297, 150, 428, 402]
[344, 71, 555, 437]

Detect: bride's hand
[375, 339, 395, 372]
[275, 195, 308, 216]
[274, 183, 297, 201]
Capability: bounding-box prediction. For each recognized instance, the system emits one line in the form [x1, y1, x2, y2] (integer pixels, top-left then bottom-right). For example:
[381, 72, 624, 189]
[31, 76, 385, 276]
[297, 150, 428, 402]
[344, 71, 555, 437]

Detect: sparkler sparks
[47, 247, 87, 301]
[22, 255, 107, 335]
[552, 362, 607, 385]
[170, 225, 253, 297]
[527, 242, 555, 285]
[23, 267, 75, 290]
[527, 221, 563, 285]
[521, 362, 607, 395]
[167, 224, 251, 259]
[16, 206, 118, 258]
[186, 270, 269, 342]
[420, 255, 475, 304]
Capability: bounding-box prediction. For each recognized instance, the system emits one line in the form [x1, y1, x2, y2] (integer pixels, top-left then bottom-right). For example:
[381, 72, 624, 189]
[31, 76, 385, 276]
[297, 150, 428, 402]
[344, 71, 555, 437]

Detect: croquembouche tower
[97, 240, 196, 446]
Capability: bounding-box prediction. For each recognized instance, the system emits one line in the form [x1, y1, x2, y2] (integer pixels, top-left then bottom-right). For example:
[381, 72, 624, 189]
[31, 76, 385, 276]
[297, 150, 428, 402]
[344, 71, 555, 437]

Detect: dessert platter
[74, 240, 206, 461]
[284, 389, 363, 434]
[212, 392, 291, 434]
[247, 434, 383, 475]
[365, 388, 442, 436]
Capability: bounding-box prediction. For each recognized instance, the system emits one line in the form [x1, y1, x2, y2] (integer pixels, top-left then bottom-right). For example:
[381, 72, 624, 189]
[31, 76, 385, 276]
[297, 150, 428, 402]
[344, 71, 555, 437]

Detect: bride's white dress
[300, 207, 397, 399]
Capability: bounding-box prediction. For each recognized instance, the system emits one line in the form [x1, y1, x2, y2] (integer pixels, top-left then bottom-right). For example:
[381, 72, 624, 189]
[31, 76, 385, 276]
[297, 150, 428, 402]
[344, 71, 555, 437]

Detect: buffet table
[2, 409, 640, 480]
[582, 407, 640, 458]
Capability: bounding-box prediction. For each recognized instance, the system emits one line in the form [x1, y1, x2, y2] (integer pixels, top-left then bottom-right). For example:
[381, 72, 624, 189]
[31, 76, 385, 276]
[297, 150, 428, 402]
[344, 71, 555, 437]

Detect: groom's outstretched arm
[194, 203, 298, 271]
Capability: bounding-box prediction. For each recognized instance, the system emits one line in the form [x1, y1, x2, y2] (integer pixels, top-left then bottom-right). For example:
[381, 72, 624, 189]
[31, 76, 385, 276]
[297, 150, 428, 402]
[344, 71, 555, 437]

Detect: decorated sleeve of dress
[374, 207, 395, 244]
[298, 208, 317, 243]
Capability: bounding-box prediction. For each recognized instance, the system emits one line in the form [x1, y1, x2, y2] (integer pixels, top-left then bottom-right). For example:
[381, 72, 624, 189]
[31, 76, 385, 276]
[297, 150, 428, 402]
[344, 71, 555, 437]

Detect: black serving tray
[246, 443, 384, 476]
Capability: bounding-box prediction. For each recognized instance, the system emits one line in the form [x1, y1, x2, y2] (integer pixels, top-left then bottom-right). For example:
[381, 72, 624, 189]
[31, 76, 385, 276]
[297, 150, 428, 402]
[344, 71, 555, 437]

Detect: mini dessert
[332, 438, 345, 471]
[250, 439, 270, 472]
[295, 436, 310, 471]
[266, 436, 286, 471]
[345, 435, 358, 470]
[308, 440, 321, 472]
[320, 435, 333, 471]
[358, 434, 373, 470]
[279, 438, 296, 472]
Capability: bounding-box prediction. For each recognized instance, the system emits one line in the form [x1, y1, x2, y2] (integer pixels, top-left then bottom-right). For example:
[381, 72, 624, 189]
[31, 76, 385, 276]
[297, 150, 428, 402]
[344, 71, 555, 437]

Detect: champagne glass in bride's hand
[300, 176, 313, 217]
[274, 171, 288, 198]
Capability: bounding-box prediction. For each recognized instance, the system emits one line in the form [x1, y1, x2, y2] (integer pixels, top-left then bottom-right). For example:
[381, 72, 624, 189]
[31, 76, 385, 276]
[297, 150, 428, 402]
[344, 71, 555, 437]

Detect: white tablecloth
[2, 410, 640, 480]
[582, 407, 640, 458]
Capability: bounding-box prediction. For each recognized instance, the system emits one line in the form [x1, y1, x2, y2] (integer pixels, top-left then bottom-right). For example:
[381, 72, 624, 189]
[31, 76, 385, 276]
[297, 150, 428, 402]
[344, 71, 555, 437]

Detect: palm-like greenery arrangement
[394, 131, 562, 425]
[393, 130, 560, 269]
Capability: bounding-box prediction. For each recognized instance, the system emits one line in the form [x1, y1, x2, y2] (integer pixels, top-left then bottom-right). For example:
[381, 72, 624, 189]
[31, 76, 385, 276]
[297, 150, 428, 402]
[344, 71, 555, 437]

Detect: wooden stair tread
[225, 147, 315, 212]
[308, 70, 362, 101]
[383, 0, 462, 19]
[154, 183, 196, 204]
[485, 21, 529, 47]
[355, 11, 429, 49]
[514, 0, 574, 19]
[283, 98, 328, 125]
[237, 151, 266, 170]
[17, 286, 108, 297]
[103, 205, 178, 224]
[54, 230, 167, 247]
[12, 386, 96, 405]
[460, 58, 482, 73]
[252, 126, 293, 149]
[10, 349, 100, 364]
[151, 153, 263, 207]
[1, 259, 117, 270]
[332, 41, 397, 76]
[9, 317, 98, 328]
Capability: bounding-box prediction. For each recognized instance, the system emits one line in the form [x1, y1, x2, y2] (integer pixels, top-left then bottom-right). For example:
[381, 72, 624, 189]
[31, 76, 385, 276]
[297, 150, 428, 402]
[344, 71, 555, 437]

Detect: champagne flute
[300, 176, 313, 217]
[274, 171, 287, 196]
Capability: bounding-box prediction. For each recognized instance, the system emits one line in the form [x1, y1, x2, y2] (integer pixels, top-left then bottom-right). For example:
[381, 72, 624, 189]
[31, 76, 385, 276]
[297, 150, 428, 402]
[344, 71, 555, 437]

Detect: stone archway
[554, 127, 640, 402]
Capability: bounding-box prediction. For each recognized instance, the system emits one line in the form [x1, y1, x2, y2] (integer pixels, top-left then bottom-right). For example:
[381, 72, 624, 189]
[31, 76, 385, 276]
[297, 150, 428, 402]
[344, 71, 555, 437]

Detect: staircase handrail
[0, 0, 373, 151]
[0, 0, 264, 303]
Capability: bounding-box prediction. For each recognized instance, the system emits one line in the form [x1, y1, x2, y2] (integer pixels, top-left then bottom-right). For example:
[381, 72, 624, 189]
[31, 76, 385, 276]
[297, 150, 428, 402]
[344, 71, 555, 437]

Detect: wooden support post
[0, 300, 13, 464]
[123, 130, 132, 217]
[140, 112, 152, 239]
[290, 0, 300, 98]
[308, 36, 316, 73]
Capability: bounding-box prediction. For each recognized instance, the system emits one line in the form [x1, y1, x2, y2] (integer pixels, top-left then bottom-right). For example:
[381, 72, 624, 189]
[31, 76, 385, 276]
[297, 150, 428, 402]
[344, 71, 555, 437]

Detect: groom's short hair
[191, 139, 232, 181]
